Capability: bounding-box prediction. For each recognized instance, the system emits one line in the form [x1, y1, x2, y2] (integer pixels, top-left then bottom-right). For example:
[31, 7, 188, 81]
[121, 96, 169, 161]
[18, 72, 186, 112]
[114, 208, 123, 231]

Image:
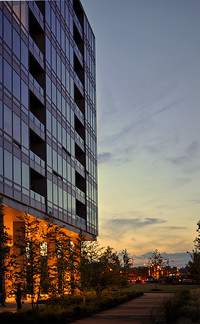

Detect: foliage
[0, 289, 143, 324]
[0, 197, 11, 304]
[187, 220, 200, 284]
[149, 249, 164, 267]
[155, 288, 200, 324]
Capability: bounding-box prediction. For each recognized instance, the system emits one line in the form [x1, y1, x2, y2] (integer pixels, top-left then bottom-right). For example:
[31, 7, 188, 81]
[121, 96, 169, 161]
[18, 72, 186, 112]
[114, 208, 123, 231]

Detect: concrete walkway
[72, 293, 173, 324]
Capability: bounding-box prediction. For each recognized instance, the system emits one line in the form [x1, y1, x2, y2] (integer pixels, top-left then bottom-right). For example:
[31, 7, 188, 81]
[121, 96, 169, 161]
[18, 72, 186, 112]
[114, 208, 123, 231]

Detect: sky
[82, 0, 200, 268]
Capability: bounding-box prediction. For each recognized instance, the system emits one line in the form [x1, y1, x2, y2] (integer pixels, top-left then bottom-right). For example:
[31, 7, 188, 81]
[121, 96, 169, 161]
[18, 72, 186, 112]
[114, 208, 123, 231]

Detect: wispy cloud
[98, 152, 113, 164]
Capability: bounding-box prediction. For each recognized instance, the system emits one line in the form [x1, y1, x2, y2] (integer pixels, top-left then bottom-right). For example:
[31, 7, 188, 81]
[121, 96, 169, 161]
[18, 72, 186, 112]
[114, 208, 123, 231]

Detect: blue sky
[82, 0, 200, 267]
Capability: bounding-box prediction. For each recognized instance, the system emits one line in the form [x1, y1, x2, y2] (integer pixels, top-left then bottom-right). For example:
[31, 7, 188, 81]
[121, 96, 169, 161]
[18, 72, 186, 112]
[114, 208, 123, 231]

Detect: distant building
[0, 0, 98, 249]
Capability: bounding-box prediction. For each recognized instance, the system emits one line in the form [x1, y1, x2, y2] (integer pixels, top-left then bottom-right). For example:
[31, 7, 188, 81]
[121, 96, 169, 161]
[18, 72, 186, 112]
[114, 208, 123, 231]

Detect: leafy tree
[148, 249, 164, 278]
[121, 249, 131, 286]
[187, 251, 200, 284]
[0, 197, 11, 304]
[187, 221, 200, 284]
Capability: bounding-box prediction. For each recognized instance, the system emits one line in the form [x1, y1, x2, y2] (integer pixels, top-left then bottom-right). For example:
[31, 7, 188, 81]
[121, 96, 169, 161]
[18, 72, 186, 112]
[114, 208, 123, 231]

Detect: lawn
[124, 283, 198, 294]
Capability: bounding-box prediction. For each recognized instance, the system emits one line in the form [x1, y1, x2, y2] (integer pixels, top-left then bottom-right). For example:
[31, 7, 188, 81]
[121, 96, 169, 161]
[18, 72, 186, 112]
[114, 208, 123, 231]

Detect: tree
[187, 221, 200, 284]
[148, 249, 164, 278]
[0, 197, 11, 304]
[121, 249, 131, 286]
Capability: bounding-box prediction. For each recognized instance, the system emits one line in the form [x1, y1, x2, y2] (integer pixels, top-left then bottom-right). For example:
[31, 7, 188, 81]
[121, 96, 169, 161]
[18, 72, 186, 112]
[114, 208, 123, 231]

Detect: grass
[126, 283, 198, 294]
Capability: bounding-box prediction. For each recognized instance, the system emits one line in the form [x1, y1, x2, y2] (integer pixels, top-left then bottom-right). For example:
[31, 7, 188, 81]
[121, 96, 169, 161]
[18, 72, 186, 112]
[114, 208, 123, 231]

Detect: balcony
[76, 187, 85, 204]
[75, 158, 85, 177]
[29, 111, 45, 134]
[74, 13, 83, 39]
[74, 102, 84, 125]
[74, 41, 83, 66]
[29, 1, 44, 31]
[30, 150, 45, 169]
[29, 73, 44, 104]
[75, 131, 84, 151]
[29, 35, 44, 68]
[74, 72, 84, 95]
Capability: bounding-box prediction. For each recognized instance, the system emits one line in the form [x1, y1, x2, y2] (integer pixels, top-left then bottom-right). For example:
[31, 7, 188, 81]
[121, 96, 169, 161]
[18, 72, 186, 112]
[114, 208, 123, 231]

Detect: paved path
[72, 293, 173, 324]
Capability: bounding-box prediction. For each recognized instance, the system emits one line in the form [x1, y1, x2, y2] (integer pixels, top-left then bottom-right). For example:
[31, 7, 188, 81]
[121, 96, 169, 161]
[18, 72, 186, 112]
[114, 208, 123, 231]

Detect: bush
[155, 288, 200, 324]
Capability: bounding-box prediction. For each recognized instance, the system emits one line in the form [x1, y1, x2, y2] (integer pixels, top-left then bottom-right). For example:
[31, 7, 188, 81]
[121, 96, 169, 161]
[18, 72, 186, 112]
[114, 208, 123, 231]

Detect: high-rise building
[0, 0, 98, 242]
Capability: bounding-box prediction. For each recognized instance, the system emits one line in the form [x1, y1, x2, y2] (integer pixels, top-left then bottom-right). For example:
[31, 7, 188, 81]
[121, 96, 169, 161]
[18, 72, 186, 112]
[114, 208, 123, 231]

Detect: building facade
[0, 0, 98, 240]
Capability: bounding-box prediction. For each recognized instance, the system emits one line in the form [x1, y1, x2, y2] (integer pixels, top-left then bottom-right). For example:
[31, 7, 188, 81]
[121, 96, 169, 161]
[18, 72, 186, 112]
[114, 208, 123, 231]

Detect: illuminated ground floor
[1, 204, 91, 301]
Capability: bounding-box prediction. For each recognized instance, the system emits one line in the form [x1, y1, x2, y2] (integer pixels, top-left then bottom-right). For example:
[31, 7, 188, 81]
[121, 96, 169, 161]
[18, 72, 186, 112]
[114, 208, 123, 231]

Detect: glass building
[0, 0, 98, 240]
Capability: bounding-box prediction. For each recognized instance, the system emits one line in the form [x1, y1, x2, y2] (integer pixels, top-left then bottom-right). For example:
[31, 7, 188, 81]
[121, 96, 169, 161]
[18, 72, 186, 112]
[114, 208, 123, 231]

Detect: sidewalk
[72, 293, 173, 324]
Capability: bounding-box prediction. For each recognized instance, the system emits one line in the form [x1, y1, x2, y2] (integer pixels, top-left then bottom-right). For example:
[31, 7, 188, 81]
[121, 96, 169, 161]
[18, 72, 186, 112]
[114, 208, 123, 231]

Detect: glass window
[72, 196, 76, 215]
[0, 147, 2, 176]
[47, 179, 52, 202]
[46, 75, 51, 99]
[21, 80, 28, 108]
[69, 12, 73, 35]
[57, 122, 61, 143]
[22, 162, 29, 189]
[71, 167, 75, 186]
[57, 89, 61, 111]
[46, 110, 51, 133]
[51, 9, 56, 35]
[58, 187, 62, 208]
[0, 55, 2, 83]
[21, 40, 28, 69]
[68, 193, 71, 213]
[65, 37, 69, 60]
[47, 144, 52, 168]
[0, 11, 2, 38]
[21, 121, 29, 148]
[61, 62, 65, 87]
[63, 189, 67, 211]
[21, 1, 28, 30]
[4, 17, 12, 48]
[13, 29, 20, 59]
[4, 105, 12, 136]
[4, 150, 12, 180]
[58, 154, 62, 175]
[52, 116, 57, 138]
[13, 113, 21, 143]
[14, 156, 21, 185]
[46, 1, 50, 26]
[4, 60, 12, 92]
[52, 82, 56, 106]
[56, 19, 60, 44]
[13, 70, 20, 101]
[65, 3, 69, 27]
[57, 54, 61, 80]
[46, 36, 51, 64]
[53, 183, 58, 205]
[67, 163, 71, 182]
[53, 150, 57, 172]
[13, 1, 20, 20]
[61, 28, 65, 52]
[0, 101, 2, 130]
[52, 46, 56, 72]
[70, 75, 74, 98]
[63, 159, 66, 180]
[62, 128, 66, 148]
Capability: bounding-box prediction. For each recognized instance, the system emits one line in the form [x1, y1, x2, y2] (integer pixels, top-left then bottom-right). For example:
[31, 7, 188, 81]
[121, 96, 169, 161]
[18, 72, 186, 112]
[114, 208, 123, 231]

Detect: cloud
[131, 251, 191, 268]
[166, 141, 200, 168]
[98, 152, 113, 164]
[103, 217, 166, 238]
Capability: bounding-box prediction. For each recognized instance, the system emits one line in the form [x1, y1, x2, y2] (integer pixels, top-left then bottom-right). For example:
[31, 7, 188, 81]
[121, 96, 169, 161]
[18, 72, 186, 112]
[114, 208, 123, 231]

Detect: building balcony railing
[29, 1, 44, 30]
[29, 35, 44, 62]
[30, 190, 45, 204]
[29, 111, 45, 133]
[74, 13, 83, 38]
[74, 72, 84, 95]
[75, 131, 84, 150]
[76, 215, 86, 228]
[74, 102, 84, 124]
[74, 41, 83, 66]
[30, 151, 45, 168]
[76, 187, 85, 202]
[75, 159, 85, 177]
[29, 73, 44, 97]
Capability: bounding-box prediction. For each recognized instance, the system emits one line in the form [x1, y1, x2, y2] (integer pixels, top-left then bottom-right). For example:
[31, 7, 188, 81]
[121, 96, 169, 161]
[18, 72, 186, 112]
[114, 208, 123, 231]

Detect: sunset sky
[82, 0, 200, 267]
